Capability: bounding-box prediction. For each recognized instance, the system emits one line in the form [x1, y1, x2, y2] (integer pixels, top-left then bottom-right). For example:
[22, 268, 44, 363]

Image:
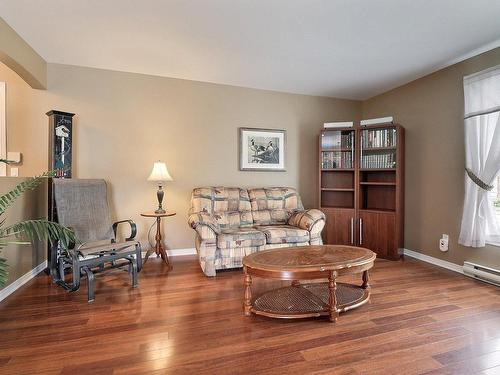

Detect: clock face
[53, 114, 73, 178]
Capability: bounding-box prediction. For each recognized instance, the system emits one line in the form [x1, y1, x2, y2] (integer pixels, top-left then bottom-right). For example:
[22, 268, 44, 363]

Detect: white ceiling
[1, 0, 500, 100]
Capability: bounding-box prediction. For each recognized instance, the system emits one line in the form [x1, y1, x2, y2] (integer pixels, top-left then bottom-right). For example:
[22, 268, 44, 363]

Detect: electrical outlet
[439, 234, 449, 252]
[10, 167, 18, 177]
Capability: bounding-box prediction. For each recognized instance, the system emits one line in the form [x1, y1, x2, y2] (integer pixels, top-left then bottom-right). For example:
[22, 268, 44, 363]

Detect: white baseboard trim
[167, 247, 197, 256]
[403, 248, 463, 275]
[0, 260, 47, 302]
[141, 247, 196, 257]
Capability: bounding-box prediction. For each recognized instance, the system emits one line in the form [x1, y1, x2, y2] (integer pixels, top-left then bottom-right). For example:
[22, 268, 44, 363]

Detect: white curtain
[459, 65, 500, 247]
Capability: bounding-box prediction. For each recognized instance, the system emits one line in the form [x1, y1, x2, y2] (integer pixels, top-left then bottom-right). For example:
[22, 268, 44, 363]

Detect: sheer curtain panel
[459, 65, 500, 247]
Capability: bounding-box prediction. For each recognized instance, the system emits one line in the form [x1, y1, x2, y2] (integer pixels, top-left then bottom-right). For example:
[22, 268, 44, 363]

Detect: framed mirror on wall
[0, 82, 5, 177]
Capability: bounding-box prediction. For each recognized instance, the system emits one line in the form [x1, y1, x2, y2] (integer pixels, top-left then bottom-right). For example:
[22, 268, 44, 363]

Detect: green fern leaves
[2, 219, 75, 249]
[0, 171, 55, 215]
[0, 165, 76, 288]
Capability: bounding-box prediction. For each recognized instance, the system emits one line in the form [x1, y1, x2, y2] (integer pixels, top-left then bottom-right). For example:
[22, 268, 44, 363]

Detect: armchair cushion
[255, 225, 310, 244]
[77, 240, 140, 259]
[217, 228, 266, 249]
[288, 209, 326, 231]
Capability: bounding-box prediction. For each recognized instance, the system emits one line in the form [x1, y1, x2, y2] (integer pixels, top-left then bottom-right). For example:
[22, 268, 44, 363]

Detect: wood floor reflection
[0, 255, 499, 374]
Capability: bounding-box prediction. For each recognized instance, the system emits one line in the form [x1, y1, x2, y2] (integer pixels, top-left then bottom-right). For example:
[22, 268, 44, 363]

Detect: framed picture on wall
[239, 127, 286, 171]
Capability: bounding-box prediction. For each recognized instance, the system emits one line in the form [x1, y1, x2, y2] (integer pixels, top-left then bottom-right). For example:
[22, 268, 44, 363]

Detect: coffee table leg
[243, 268, 252, 316]
[362, 270, 370, 289]
[328, 271, 339, 323]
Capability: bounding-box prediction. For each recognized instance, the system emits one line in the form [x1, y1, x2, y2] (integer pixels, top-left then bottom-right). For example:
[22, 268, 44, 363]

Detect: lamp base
[155, 185, 166, 214]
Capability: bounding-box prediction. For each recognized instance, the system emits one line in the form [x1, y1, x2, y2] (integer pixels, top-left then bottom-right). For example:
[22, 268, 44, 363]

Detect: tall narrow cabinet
[319, 124, 404, 260]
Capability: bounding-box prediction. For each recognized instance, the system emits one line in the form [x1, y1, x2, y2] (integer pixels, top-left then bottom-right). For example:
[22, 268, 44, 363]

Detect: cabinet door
[358, 211, 398, 259]
[323, 208, 355, 245]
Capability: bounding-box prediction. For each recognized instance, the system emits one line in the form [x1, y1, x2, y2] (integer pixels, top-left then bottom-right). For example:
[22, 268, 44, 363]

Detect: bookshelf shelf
[362, 146, 397, 151]
[321, 188, 355, 192]
[359, 182, 396, 186]
[359, 168, 396, 172]
[319, 124, 404, 260]
[321, 168, 355, 172]
[359, 208, 396, 214]
[322, 148, 353, 152]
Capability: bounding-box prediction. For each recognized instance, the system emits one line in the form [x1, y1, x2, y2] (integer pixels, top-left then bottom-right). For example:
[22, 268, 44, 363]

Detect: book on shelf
[361, 153, 396, 169]
[362, 128, 397, 148]
[321, 131, 353, 149]
[322, 151, 353, 169]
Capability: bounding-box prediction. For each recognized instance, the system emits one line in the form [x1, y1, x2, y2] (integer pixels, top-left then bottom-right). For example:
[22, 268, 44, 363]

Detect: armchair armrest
[288, 209, 326, 231]
[112, 219, 137, 242]
[188, 212, 221, 239]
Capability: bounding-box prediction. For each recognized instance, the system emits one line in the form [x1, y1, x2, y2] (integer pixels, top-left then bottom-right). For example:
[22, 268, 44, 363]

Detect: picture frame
[239, 127, 286, 171]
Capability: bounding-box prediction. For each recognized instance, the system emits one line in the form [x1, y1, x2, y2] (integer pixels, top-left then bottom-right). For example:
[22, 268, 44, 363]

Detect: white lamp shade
[148, 161, 173, 182]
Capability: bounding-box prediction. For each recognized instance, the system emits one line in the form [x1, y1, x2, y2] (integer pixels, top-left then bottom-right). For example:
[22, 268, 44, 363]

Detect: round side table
[140, 211, 176, 268]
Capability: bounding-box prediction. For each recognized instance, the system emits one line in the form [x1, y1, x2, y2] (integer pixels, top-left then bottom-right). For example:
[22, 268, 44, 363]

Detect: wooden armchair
[50, 179, 142, 302]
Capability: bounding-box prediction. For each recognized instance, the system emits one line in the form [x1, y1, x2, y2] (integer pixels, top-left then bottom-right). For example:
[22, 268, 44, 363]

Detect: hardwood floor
[0, 255, 499, 374]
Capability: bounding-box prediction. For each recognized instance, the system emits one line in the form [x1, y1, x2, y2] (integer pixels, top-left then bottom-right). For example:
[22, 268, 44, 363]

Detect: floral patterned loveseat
[188, 187, 325, 276]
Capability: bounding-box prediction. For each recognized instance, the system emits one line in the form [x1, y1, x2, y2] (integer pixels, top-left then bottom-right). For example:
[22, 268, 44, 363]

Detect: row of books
[321, 132, 353, 149]
[361, 154, 396, 169]
[322, 151, 353, 169]
[361, 128, 396, 148]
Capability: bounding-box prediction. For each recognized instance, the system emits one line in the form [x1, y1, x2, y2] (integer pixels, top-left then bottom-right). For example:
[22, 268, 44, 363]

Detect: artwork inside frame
[239, 127, 286, 171]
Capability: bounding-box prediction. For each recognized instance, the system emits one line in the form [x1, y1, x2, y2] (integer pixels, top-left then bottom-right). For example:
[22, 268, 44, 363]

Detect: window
[458, 65, 500, 248]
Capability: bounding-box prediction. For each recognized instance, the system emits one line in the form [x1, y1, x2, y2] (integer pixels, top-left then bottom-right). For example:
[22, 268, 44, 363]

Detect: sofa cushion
[190, 187, 252, 229]
[248, 187, 304, 225]
[255, 225, 310, 244]
[214, 211, 254, 229]
[190, 187, 251, 214]
[217, 228, 266, 249]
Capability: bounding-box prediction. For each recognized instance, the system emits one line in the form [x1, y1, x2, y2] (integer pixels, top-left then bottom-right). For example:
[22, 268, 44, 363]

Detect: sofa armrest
[288, 209, 326, 231]
[188, 212, 221, 239]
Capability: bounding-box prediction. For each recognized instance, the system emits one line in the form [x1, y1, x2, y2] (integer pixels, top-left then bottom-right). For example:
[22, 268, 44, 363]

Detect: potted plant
[0, 163, 75, 287]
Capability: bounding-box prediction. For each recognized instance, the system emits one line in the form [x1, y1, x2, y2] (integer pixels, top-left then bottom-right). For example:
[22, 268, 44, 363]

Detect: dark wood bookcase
[319, 124, 404, 259]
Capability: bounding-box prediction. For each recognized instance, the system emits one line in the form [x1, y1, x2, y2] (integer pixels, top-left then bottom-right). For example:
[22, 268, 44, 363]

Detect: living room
[1, 1, 500, 374]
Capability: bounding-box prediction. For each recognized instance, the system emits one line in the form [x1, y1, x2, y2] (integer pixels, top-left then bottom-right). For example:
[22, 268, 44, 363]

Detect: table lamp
[148, 161, 173, 214]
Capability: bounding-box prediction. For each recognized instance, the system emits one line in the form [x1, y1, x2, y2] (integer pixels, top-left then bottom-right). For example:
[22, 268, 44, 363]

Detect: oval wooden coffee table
[242, 245, 376, 322]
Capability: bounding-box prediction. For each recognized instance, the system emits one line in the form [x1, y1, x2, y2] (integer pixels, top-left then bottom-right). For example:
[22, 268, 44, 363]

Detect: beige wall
[0, 17, 46, 89]
[1, 62, 360, 250]
[5, 29, 498, 270]
[0, 178, 46, 289]
[362, 47, 500, 268]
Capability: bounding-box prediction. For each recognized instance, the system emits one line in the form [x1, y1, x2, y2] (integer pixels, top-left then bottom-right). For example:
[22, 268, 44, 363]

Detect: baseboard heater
[463, 261, 500, 287]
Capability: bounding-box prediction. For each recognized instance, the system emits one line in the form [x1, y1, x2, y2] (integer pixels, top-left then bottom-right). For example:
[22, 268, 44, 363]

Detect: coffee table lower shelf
[250, 282, 369, 319]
